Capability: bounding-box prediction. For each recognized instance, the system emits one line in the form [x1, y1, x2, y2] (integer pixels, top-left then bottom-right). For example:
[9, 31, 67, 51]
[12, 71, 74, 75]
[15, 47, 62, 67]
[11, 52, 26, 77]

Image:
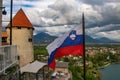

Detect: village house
[55, 62, 69, 74]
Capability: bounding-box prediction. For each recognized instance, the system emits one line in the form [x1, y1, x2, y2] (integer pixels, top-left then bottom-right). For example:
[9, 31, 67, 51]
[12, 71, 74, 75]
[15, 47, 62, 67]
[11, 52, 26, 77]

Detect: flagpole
[82, 13, 86, 80]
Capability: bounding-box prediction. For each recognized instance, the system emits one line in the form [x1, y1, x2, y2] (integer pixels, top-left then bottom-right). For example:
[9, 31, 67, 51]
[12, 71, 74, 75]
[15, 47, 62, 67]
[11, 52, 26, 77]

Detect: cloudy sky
[2, 0, 120, 41]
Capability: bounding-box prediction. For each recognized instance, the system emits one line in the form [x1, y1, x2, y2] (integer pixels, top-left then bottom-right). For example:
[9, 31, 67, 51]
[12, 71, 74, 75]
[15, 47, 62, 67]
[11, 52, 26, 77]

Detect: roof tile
[7, 8, 33, 29]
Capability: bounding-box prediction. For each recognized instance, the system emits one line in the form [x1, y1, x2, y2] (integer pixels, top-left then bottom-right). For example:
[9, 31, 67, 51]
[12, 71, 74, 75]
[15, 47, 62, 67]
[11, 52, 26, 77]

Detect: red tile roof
[7, 8, 34, 29]
[2, 32, 8, 37]
[2, 42, 9, 45]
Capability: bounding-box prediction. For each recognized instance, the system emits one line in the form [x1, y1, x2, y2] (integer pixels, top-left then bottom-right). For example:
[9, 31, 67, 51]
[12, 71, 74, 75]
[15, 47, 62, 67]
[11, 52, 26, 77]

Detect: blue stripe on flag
[48, 34, 83, 65]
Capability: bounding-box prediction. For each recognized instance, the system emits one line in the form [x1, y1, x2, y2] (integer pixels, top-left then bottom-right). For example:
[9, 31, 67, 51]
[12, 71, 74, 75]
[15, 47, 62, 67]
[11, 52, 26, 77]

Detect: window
[2, 37, 7, 42]
[28, 38, 32, 42]
[27, 28, 30, 30]
[17, 27, 21, 29]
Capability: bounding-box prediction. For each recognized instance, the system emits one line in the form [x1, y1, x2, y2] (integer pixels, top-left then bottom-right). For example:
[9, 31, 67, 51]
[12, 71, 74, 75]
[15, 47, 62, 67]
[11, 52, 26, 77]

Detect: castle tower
[6, 8, 34, 67]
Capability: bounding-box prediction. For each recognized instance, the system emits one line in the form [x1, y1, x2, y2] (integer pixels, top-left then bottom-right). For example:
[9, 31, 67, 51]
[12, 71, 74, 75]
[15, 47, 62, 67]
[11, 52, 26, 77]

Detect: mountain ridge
[33, 32, 57, 44]
[33, 32, 118, 44]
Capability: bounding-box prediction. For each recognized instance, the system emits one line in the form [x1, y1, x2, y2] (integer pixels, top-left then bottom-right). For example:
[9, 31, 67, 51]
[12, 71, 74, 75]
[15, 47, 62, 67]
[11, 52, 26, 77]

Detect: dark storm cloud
[100, 4, 120, 26]
[84, 2, 120, 29]
[84, 16, 101, 28]
[78, 0, 105, 5]
[22, 4, 34, 7]
[78, 0, 120, 5]
[99, 25, 120, 32]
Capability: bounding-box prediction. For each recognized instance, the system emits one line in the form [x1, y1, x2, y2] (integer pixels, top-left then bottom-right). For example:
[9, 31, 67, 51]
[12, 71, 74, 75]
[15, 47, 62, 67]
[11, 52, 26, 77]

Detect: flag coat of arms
[46, 25, 83, 69]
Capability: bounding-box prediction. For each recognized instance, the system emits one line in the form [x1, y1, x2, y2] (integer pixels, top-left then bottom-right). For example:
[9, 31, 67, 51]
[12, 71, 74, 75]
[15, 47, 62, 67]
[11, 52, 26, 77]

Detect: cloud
[79, 0, 120, 5]
[100, 3, 120, 26]
[79, 0, 105, 5]
[34, 25, 73, 36]
[2, 0, 120, 41]
[39, 0, 82, 26]
[83, 1, 120, 41]
[24, 8, 45, 27]
[86, 24, 120, 41]
[94, 30, 120, 41]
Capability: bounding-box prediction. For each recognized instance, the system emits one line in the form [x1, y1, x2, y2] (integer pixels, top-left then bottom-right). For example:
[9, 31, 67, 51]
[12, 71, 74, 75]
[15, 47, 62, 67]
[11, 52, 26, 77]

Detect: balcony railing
[0, 45, 18, 73]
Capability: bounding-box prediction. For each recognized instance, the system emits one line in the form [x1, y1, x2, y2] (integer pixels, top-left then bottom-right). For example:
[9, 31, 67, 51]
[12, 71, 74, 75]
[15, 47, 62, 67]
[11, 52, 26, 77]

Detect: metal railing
[0, 45, 18, 73]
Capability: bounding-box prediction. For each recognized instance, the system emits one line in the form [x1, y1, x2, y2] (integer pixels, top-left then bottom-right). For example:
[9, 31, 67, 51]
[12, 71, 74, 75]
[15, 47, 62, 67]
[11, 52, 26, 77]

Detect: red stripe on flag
[54, 45, 83, 58]
[49, 59, 56, 70]
[49, 45, 83, 69]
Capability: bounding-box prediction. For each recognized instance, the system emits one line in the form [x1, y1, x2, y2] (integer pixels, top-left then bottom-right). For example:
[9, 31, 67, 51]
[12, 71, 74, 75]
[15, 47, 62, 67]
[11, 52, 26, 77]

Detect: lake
[99, 63, 120, 80]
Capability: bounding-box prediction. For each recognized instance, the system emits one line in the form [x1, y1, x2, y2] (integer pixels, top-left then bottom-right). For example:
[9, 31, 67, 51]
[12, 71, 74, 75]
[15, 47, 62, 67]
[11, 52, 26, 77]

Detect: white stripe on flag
[46, 25, 82, 55]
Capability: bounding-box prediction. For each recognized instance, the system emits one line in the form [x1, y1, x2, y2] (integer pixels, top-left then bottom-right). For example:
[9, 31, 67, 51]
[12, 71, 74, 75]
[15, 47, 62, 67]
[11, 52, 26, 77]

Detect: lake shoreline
[99, 63, 120, 80]
[98, 63, 110, 69]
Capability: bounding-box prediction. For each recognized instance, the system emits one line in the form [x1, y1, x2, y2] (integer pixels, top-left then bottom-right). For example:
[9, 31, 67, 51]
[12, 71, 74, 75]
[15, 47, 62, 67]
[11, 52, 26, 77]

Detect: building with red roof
[6, 8, 34, 67]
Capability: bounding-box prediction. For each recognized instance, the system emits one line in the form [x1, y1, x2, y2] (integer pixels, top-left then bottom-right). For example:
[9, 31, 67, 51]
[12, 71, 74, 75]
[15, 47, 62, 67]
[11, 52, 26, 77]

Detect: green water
[99, 64, 120, 80]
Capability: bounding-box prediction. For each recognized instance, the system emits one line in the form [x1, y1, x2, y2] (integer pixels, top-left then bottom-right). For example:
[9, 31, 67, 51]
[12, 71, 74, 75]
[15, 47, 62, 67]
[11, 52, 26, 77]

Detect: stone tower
[6, 8, 34, 67]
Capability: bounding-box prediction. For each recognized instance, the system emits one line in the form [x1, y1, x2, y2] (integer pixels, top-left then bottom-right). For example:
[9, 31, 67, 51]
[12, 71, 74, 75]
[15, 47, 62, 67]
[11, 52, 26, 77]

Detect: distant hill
[33, 32, 57, 44]
[96, 37, 117, 43]
[85, 35, 100, 43]
[33, 32, 118, 44]
[85, 35, 118, 43]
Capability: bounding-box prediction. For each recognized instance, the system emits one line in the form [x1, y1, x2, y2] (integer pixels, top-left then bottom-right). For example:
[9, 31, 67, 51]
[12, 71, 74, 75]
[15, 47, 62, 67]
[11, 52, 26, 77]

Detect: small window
[17, 27, 21, 29]
[27, 28, 30, 30]
[2, 37, 7, 42]
[28, 38, 32, 42]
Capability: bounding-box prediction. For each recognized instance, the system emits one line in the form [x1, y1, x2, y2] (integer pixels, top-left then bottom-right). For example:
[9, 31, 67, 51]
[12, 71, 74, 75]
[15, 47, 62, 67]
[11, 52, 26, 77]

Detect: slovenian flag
[46, 25, 83, 69]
